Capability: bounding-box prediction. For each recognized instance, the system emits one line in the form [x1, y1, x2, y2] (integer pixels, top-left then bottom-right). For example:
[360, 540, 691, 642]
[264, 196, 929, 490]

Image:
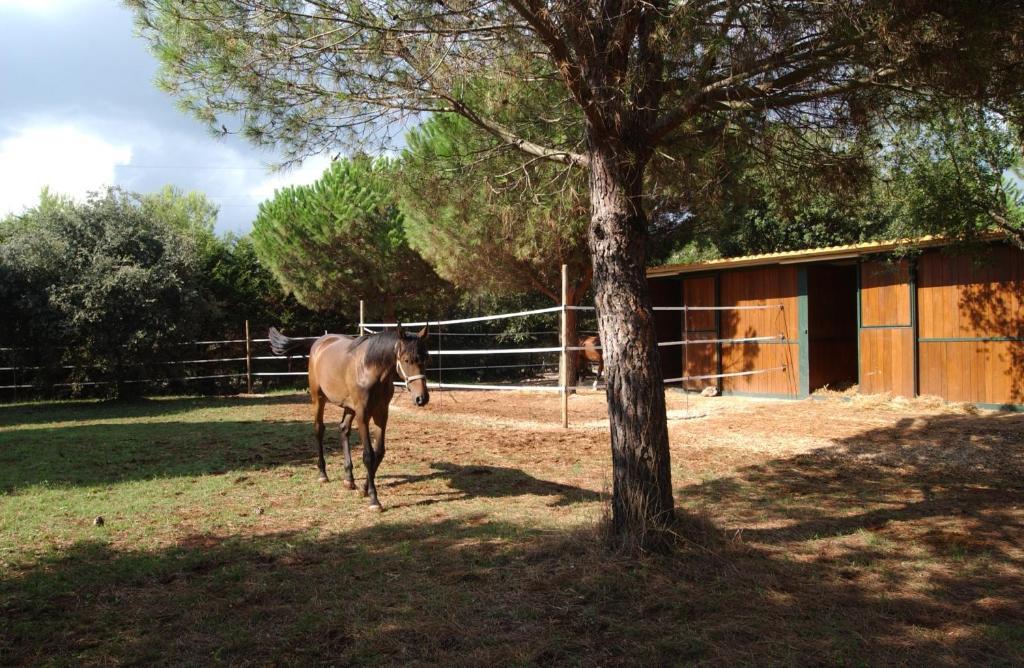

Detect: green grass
[0, 396, 310, 559]
[2, 394, 1023, 665]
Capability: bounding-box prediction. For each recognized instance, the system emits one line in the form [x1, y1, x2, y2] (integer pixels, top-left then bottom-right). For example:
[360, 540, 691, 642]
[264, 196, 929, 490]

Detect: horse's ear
[417, 325, 428, 339]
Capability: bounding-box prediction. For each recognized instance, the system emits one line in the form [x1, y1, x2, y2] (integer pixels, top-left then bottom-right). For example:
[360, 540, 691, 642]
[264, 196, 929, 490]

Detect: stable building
[646, 237, 1023, 410]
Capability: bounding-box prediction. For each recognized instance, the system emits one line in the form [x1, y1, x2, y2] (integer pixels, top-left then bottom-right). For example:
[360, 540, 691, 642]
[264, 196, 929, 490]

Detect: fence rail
[3, 267, 790, 427]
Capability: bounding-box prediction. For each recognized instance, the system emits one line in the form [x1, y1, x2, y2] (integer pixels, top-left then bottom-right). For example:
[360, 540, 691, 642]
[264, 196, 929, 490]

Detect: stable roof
[646, 235, 958, 277]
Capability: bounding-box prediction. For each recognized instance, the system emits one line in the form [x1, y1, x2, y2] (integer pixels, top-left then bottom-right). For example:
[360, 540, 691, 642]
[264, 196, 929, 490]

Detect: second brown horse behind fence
[269, 324, 430, 511]
[577, 335, 603, 389]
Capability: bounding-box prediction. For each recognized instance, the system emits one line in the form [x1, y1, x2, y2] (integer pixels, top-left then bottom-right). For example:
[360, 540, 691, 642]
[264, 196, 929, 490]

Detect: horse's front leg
[593, 360, 603, 390]
[356, 415, 382, 511]
[340, 410, 356, 490]
[369, 409, 388, 505]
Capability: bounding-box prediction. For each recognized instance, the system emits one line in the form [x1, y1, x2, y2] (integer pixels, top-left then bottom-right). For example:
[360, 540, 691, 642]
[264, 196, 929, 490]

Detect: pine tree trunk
[587, 144, 674, 552]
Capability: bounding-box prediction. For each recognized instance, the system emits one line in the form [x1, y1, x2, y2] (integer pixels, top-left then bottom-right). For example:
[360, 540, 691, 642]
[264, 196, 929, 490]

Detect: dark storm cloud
[0, 1, 329, 233]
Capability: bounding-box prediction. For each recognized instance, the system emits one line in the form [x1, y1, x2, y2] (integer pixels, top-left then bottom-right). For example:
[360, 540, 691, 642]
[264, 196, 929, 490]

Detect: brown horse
[269, 324, 430, 511]
[577, 335, 604, 389]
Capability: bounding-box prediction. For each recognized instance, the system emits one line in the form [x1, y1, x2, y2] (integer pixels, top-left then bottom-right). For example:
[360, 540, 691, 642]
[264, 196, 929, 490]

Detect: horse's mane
[354, 329, 426, 369]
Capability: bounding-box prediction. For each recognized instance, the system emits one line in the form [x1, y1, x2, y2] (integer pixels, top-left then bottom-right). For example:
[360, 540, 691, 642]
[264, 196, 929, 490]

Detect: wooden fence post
[560, 263, 569, 429]
[244, 319, 253, 394]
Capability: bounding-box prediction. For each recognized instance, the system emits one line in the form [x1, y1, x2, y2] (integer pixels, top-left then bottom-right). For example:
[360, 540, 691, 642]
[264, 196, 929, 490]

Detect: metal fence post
[359, 300, 365, 335]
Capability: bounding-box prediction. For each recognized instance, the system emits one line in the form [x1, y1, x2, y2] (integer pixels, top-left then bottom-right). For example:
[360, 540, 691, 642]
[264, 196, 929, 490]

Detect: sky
[0, 0, 333, 234]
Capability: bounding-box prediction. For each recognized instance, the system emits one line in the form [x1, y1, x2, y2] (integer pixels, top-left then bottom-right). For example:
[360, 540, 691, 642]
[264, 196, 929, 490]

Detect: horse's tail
[268, 326, 312, 357]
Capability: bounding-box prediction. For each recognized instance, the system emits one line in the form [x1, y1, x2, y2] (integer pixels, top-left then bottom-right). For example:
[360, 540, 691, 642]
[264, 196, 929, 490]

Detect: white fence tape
[363, 305, 562, 328]
[161, 357, 248, 365]
[391, 381, 560, 392]
[565, 305, 783, 312]
[656, 335, 786, 348]
[662, 366, 787, 384]
[565, 334, 785, 352]
[428, 346, 562, 356]
[653, 305, 785, 312]
[250, 336, 320, 343]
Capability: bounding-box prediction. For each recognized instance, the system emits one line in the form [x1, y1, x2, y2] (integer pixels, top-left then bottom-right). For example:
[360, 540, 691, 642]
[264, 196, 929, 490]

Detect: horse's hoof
[318, 474, 329, 483]
[368, 503, 384, 513]
[345, 480, 356, 490]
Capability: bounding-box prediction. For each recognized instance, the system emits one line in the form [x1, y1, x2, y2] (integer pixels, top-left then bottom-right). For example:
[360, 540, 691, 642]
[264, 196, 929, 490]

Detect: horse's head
[395, 324, 430, 406]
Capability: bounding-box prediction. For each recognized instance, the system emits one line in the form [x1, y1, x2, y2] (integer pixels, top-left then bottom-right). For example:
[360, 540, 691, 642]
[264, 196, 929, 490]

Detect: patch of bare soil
[260, 389, 1024, 664]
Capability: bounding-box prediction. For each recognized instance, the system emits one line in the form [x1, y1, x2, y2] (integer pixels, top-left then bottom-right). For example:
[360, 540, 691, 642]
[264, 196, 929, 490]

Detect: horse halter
[395, 357, 426, 389]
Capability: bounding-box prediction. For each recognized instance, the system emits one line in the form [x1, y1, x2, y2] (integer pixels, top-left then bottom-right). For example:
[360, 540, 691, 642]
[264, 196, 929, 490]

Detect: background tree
[130, 0, 1024, 550]
[400, 112, 592, 383]
[0, 190, 74, 389]
[252, 157, 454, 322]
[0, 188, 211, 398]
[203, 233, 339, 336]
[883, 104, 1024, 249]
[138, 185, 344, 336]
[1, 186, 353, 399]
[661, 105, 1024, 263]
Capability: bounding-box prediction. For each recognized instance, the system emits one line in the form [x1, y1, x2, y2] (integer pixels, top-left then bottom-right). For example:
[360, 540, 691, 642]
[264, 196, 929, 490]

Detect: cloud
[0, 115, 338, 233]
[0, 123, 132, 215]
[247, 155, 334, 203]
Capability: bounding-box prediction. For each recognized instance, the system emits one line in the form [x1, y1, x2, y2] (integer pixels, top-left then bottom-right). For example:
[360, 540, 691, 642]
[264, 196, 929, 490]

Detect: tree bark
[587, 143, 674, 551]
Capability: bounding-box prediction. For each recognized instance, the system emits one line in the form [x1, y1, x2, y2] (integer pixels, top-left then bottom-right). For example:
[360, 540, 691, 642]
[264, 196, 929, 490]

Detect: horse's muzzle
[414, 393, 429, 407]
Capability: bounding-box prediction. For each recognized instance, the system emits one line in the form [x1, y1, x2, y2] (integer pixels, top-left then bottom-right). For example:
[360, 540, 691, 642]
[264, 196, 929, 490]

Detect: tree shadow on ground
[3, 507, 1022, 666]
[3, 406, 1024, 664]
[681, 411, 1024, 547]
[380, 461, 601, 508]
[676, 410, 1024, 661]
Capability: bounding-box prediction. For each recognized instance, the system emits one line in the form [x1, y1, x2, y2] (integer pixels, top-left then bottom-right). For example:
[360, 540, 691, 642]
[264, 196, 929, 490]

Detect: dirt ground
[3, 388, 1023, 665]
[281, 387, 1016, 503]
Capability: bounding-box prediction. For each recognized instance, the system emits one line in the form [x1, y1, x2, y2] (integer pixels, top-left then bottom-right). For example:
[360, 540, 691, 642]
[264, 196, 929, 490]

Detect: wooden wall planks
[861, 260, 911, 327]
[919, 341, 1020, 404]
[917, 244, 1024, 339]
[917, 244, 1024, 405]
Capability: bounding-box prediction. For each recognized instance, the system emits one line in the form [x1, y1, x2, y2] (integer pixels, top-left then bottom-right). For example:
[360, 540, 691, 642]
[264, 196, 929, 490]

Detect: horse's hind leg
[340, 409, 356, 490]
[312, 394, 329, 483]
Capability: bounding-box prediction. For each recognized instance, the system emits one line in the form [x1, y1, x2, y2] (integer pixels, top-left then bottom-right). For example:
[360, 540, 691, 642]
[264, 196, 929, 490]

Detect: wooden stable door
[858, 259, 915, 397]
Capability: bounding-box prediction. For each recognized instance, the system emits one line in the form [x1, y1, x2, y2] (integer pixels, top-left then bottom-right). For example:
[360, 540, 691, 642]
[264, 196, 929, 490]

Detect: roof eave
[645, 234, 1003, 278]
